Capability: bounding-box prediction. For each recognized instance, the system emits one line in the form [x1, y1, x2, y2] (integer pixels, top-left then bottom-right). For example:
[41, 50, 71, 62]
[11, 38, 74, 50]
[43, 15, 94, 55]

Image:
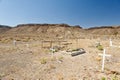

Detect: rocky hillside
[6, 24, 82, 33]
[86, 26, 120, 35]
[0, 24, 120, 37]
[0, 25, 11, 34]
[3, 24, 84, 38]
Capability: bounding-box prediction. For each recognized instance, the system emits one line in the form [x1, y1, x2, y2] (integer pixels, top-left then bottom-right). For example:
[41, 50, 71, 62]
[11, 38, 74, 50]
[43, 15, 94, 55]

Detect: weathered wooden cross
[99, 49, 111, 72]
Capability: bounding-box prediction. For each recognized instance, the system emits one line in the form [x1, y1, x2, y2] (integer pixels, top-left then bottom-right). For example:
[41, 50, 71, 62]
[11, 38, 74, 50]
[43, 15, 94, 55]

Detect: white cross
[13, 40, 16, 46]
[99, 49, 111, 72]
[110, 38, 112, 47]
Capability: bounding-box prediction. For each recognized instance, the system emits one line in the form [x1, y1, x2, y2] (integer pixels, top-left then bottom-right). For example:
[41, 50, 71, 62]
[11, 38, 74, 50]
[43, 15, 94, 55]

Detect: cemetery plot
[71, 48, 86, 56]
[0, 38, 120, 80]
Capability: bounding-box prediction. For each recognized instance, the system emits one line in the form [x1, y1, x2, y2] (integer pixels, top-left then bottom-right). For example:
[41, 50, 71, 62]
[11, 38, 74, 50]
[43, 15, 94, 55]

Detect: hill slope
[86, 26, 120, 35]
[0, 25, 11, 34]
[0, 24, 120, 38]
[5, 24, 84, 38]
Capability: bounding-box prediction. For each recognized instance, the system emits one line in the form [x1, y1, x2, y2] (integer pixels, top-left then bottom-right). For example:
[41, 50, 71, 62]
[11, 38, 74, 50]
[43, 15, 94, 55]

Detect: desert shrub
[0, 72, 6, 78]
[16, 38, 21, 41]
[1, 38, 11, 43]
[22, 39, 29, 42]
[40, 58, 47, 64]
[51, 56, 57, 61]
[101, 77, 106, 80]
[96, 44, 103, 51]
[58, 56, 64, 61]
[112, 74, 120, 80]
[114, 31, 118, 36]
[22, 37, 31, 42]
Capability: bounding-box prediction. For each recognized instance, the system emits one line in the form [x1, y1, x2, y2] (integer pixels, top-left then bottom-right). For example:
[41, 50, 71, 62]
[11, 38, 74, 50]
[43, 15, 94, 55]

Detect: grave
[99, 49, 111, 72]
[71, 48, 86, 56]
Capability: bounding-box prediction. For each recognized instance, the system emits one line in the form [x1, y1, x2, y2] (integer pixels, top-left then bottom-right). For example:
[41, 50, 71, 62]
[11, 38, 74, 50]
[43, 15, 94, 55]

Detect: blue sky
[0, 0, 120, 28]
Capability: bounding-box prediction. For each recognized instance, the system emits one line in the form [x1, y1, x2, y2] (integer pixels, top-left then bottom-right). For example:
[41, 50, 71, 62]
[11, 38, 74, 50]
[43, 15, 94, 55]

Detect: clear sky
[0, 0, 120, 28]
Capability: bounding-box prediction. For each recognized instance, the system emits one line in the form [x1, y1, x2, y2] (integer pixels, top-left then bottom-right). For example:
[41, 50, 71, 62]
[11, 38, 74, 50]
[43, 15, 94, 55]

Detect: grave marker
[110, 38, 112, 47]
[13, 40, 16, 46]
[99, 49, 111, 72]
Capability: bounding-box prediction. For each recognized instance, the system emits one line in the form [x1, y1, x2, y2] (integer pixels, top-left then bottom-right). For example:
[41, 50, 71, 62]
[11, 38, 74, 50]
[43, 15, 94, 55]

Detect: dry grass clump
[101, 77, 106, 80]
[0, 38, 11, 43]
[97, 45, 103, 51]
[58, 56, 64, 61]
[49, 64, 56, 69]
[0, 72, 6, 78]
[51, 56, 57, 61]
[111, 74, 120, 80]
[56, 73, 64, 80]
[40, 57, 47, 64]
[95, 56, 102, 62]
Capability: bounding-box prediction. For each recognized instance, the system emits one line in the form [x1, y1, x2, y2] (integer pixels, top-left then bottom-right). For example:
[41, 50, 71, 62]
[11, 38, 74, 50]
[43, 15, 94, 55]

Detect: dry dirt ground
[0, 38, 120, 80]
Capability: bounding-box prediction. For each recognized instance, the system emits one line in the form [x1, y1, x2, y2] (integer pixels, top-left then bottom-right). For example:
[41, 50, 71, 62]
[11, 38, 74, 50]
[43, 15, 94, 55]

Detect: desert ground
[0, 36, 120, 80]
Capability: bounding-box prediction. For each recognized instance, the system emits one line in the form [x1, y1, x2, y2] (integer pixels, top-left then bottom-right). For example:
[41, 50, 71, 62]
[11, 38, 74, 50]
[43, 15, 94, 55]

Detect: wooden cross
[99, 49, 111, 72]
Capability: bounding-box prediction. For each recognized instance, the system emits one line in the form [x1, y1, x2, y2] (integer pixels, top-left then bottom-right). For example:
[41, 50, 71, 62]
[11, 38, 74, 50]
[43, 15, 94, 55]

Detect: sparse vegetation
[101, 77, 106, 80]
[51, 56, 57, 61]
[114, 31, 118, 37]
[40, 58, 47, 64]
[0, 73, 5, 78]
[0, 38, 11, 43]
[96, 43, 103, 51]
[0, 24, 120, 79]
[112, 74, 119, 80]
[58, 56, 64, 61]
